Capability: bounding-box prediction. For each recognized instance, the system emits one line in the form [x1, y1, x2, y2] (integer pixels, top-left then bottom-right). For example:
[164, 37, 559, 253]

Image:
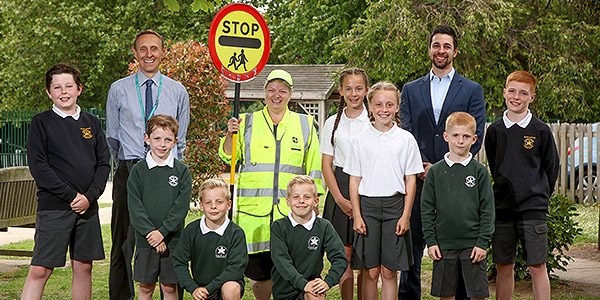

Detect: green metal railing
[1, 109, 114, 179]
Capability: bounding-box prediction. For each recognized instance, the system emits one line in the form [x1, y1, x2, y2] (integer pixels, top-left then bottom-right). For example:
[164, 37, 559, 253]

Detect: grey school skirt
[322, 167, 354, 245]
[350, 193, 414, 271]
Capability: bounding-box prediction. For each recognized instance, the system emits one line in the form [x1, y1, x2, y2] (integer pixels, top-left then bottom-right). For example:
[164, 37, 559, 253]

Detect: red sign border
[208, 3, 270, 83]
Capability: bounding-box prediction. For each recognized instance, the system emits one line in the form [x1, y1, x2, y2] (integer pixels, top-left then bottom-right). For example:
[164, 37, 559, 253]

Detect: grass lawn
[1, 204, 598, 299]
[574, 203, 599, 244]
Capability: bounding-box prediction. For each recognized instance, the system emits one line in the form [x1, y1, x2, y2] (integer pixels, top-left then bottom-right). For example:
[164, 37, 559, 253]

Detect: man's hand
[427, 245, 442, 260]
[146, 230, 164, 248]
[417, 162, 433, 180]
[470, 246, 486, 263]
[71, 193, 90, 214]
[192, 287, 209, 300]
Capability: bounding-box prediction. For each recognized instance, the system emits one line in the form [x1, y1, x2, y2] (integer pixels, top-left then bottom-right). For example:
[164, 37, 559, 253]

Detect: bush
[128, 40, 229, 199]
[487, 193, 582, 279]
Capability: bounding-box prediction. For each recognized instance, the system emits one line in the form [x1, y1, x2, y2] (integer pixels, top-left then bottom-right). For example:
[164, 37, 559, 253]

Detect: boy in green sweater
[127, 114, 192, 300]
[271, 175, 347, 300]
[173, 178, 248, 300]
[421, 112, 495, 300]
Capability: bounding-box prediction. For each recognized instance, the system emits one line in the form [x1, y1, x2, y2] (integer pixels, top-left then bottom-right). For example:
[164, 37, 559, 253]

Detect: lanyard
[135, 73, 163, 126]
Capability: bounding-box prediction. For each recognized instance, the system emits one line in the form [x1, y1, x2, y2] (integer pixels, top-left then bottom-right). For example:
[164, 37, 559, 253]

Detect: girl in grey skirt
[343, 82, 424, 300]
[320, 67, 370, 300]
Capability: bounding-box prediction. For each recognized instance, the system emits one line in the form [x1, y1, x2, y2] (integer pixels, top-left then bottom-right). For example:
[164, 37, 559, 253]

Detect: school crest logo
[308, 236, 320, 250]
[292, 137, 299, 144]
[168, 175, 179, 187]
[465, 175, 476, 188]
[523, 136, 536, 149]
[215, 245, 227, 258]
[80, 127, 92, 139]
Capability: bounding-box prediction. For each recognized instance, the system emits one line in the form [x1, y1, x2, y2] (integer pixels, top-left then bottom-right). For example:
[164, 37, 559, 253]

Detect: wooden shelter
[225, 64, 345, 131]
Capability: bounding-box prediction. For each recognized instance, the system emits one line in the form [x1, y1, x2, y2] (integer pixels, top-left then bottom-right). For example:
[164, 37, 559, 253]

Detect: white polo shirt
[344, 123, 423, 197]
[320, 107, 370, 168]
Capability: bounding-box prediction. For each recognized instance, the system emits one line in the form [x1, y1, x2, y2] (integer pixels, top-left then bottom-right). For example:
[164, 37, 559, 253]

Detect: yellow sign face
[209, 3, 270, 82]
[214, 10, 265, 74]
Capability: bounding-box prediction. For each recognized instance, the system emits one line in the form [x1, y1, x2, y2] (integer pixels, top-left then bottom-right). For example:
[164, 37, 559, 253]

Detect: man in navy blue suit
[398, 25, 486, 300]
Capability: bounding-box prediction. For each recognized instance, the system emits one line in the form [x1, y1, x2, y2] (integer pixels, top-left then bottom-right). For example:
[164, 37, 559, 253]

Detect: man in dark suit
[398, 25, 486, 300]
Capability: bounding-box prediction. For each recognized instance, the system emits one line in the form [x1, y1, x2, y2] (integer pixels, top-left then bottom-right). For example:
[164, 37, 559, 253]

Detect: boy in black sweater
[127, 114, 192, 300]
[421, 112, 494, 300]
[173, 178, 248, 300]
[22, 63, 110, 300]
[485, 71, 559, 300]
[271, 175, 347, 300]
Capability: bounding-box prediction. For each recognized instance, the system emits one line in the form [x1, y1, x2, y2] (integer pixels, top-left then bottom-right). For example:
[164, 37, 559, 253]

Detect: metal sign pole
[229, 82, 241, 219]
[209, 3, 270, 220]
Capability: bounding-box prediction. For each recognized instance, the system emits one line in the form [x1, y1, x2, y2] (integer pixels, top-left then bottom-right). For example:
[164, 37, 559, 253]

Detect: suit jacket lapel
[418, 75, 436, 126]
[438, 74, 463, 130]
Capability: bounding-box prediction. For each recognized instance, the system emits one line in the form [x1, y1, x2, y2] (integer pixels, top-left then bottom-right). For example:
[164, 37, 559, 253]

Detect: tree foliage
[164, 0, 219, 12]
[242, 0, 600, 122]
[249, 0, 368, 64]
[304, 0, 599, 123]
[0, 0, 216, 111]
[1, 0, 599, 122]
[128, 40, 229, 198]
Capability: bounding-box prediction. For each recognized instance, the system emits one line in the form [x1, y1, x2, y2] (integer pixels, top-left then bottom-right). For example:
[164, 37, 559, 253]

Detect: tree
[128, 40, 229, 198]
[164, 0, 218, 12]
[249, 0, 368, 64]
[0, 0, 216, 111]
[327, 0, 600, 122]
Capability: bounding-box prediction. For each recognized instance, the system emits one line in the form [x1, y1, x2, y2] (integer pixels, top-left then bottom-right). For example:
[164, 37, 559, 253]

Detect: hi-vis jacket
[219, 106, 324, 254]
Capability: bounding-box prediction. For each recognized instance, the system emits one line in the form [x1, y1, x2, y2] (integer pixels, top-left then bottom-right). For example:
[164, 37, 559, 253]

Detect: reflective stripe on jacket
[219, 106, 324, 254]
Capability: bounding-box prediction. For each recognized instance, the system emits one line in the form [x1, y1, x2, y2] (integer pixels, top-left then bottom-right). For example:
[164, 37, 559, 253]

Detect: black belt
[118, 159, 142, 172]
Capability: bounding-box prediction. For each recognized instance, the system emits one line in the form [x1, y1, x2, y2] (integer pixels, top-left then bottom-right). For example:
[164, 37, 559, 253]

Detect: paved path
[551, 258, 600, 285]
[0, 183, 113, 274]
[0, 183, 113, 247]
[1, 182, 599, 287]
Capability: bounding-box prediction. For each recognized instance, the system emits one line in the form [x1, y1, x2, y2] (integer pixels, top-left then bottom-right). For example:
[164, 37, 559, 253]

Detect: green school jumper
[421, 158, 495, 250]
[127, 159, 192, 249]
[172, 218, 248, 295]
[271, 216, 348, 300]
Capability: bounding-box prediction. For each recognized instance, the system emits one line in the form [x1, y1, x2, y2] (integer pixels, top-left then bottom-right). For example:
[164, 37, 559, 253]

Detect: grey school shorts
[351, 194, 413, 271]
[31, 209, 104, 268]
[431, 248, 489, 299]
[492, 219, 548, 266]
[133, 247, 178, 284]
[204, 279, 245, 300]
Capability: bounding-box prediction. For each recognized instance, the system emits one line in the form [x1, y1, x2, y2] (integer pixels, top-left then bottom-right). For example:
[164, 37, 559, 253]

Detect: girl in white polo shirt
[344, 82, 423, 300]
[320, 67, 370, 300]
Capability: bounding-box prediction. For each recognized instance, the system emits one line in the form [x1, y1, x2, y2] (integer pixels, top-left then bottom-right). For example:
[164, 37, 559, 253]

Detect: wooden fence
[1, 111, 598, 204]
[475, 122, 599, 204]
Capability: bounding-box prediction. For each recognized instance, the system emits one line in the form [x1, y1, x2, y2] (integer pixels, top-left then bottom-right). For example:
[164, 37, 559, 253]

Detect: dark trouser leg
[109, 163, 135, 300]
[399, 180, 424, 300]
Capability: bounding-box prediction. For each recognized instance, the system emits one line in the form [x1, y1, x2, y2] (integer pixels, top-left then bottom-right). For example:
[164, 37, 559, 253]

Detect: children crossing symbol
[209, 4, 270, 82]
